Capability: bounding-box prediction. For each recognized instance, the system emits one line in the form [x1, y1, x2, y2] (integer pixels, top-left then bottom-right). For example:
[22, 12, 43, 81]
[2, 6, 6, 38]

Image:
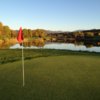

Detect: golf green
[0, 52, 100, 100]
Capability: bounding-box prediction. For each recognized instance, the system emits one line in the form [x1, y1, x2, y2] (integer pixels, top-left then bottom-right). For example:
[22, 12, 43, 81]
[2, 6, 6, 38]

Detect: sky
[0, 0, 100, 31]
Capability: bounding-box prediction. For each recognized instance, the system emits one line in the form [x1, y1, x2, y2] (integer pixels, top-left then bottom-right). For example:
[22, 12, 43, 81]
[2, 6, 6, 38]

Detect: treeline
[1, 21, 100, 41]
[47, 29, 100, 42]
[0, 22, 47, 39]
[0, 22, 16, 39]
[73, 30, 100, 41]
[0, 22, 48, 48]
[0, 21, 100, 48]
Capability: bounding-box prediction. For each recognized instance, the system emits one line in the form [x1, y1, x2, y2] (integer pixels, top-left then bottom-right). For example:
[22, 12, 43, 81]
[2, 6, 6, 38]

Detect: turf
[0, 49, 100, 100]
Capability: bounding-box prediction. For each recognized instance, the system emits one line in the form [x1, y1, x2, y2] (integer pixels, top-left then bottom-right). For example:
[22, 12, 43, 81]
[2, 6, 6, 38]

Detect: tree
[11, 30, 17, 38]
[86, 32, 94, 37]
[3, 26, 11, 39]
[74, 31, 84, 38]
[23, 29, 29, 38]
[33, 29, 47, 38]
[28, 29, 32, 38]
[0, 22, 3, 35]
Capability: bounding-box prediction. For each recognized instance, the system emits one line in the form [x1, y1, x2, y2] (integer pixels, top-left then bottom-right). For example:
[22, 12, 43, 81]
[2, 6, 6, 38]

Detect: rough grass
[0, 49, 100, 100]
[0, 49, 100, 64]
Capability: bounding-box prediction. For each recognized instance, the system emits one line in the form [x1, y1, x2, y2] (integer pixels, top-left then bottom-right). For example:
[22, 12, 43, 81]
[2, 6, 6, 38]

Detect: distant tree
[3, 26, 11, 39]
[11, 30, 17, 38]
[23, 29, 29, 38]
[28, 29, 32, 38]
[74, 31, 84, 38]
[33, 29, 47, 38]
[0, 22, 3, 35]
[86, 32, 94, 37]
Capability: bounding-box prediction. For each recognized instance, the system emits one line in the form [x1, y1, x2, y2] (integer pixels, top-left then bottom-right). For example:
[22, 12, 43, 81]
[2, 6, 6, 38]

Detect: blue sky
[0, 0, 100, 31]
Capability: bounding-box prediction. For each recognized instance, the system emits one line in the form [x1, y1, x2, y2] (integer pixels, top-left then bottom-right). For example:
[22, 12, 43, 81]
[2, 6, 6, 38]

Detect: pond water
[10, 43, 100, 53]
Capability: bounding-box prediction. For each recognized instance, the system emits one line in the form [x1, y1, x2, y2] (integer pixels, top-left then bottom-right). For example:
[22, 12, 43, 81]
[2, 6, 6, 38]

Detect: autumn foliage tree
[32, 29, 47, 38]
[0, 22, 12, 39]
[23, 29, 29, 38]
[3, 26, 11, 39]
[74, 31, 84, 38]
[0, 22, 3, 39]
[85, 32, 94, 37]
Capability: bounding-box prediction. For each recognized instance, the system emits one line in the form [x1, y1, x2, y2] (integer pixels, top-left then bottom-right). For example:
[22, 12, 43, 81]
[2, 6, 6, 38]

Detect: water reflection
[44, 43, 100, 52]
[20, 40, 100, 48]
[10, 42, 100, 53]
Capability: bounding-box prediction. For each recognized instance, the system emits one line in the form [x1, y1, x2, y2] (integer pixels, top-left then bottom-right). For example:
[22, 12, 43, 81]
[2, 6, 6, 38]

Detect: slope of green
[0, 49, 100, 64]
[0, 49, 100, 100]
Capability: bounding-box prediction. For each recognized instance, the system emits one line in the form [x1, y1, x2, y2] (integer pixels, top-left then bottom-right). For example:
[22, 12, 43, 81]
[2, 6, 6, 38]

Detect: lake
[10, 43, 100, 53]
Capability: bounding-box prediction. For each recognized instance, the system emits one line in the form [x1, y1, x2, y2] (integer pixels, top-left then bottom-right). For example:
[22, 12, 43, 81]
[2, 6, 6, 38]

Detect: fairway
[0, 49, 100, 100]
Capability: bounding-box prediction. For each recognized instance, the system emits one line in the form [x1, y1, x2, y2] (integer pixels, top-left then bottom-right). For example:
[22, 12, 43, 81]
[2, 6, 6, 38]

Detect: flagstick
[22, 41, 25, 87]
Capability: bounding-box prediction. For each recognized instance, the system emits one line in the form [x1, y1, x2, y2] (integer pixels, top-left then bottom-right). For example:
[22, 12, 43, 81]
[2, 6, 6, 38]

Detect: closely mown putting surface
[0, 49, 100, 100]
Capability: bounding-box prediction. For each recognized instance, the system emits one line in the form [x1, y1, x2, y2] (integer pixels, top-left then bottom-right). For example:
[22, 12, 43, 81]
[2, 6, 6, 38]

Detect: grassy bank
[0, 49, 100, 100]
[0, 49, 100, 64]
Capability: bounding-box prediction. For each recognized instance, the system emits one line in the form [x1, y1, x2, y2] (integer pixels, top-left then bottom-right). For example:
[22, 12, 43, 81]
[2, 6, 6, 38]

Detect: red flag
[17, 27, 23, 43]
